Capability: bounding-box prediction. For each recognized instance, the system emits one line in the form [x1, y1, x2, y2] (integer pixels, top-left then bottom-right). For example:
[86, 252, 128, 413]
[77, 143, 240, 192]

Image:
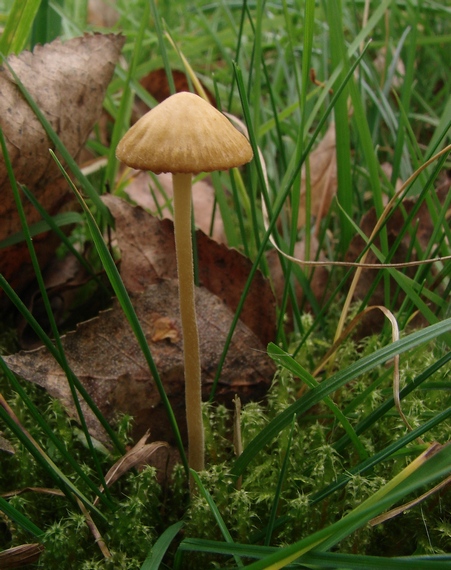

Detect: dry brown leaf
[298, 122, 337, 228]
[103, 194, 276, 347]
[1, 487, 64, 499]
[0, 434, 14, 455]
[17, 251, 98, 349]
[123, 171, 226, 243]
[0, 543, 44, 569]
[4, 280, 274, 444]
[0, 33, 125, 218]
[0, 181, 72, 308]
[95, 431, 169, 504]
[0, 33, 125, 300]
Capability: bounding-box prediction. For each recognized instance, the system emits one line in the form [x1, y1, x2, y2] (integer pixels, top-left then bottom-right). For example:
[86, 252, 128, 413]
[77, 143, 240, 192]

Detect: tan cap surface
[116, 92, 253, 174]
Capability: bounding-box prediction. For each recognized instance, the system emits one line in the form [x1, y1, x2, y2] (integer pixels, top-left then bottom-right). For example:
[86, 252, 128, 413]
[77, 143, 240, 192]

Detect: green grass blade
[31, 0, 62, 47]
[0, 389, 106, 522]
[390, 3, 419, 185]
[105, 0, 150, 190]
[267, 347, 368, 461]
[178, 538, 451, 568]
[141, 521, 184, 570]
[231, 318, 451, 478]
[191, 470, 243, 567]
[296, 552, 451, 569]
[242, 443, 451, 569]
[264, 415, 295, 547]
[0, 211, 82, 248]
[0, 0, 41, 57]
[0, 127, 116, 502]
[326, 1, 353, 251]
[0, 495, 43, 538]
[150, 0, 176, 95]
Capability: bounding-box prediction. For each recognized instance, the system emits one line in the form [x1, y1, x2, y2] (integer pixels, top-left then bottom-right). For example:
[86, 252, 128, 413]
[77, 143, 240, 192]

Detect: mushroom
[116, 92, 253, 475]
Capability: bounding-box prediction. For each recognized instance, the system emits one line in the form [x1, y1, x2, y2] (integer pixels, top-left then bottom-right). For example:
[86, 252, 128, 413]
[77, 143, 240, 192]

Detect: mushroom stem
[172, 172, 205, 475]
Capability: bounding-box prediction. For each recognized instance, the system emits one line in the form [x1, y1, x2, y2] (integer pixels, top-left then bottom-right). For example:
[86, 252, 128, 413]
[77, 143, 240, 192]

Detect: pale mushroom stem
[172, 172, 205, 476]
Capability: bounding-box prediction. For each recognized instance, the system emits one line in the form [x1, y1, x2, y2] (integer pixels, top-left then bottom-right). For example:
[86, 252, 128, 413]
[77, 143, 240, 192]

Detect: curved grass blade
[242, 443, 451, 569]
[267, 347, 368, 462]
[231, 318, 451, 478]
[177, 538, 451, 568]
[0, 211, 82, 248]
[141, 521, 184, 570]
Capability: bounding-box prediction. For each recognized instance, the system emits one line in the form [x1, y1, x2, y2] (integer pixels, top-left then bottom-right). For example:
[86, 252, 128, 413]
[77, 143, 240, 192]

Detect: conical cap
[116, 92, 253, 174]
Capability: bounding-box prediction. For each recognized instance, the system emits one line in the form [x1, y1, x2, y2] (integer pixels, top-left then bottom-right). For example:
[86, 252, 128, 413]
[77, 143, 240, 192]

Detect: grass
[0, 0, 451, 568]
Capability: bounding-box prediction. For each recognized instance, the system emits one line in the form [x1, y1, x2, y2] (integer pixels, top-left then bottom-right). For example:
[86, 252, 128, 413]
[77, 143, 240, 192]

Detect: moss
[1, 321, 450, 567]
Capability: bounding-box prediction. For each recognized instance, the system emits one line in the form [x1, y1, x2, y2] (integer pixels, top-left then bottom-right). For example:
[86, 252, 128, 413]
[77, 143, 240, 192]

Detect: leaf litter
[0, 33, 125, 301]
[5, 197, 276, 445]
[5, 279, 274, 445]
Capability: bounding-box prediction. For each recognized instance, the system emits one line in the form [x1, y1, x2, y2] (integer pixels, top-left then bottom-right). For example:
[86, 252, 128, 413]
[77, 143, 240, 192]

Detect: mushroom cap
[116, 92, 253, 174]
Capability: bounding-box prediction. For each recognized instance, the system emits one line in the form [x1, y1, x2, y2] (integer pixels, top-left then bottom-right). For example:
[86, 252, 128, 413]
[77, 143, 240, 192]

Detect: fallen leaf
[298, 122, 337, 228]
[1, 487, 64, 499]
[0, 33, 125, 302]
[5, 280, 275, 444]
[0, 33, 124, 216]
[0, 544, 44, 569]
[16, 251, 99, 349]
[103, 194, 276, 347]
[0, 434, 15, 455]
[95, 431, 169, 503]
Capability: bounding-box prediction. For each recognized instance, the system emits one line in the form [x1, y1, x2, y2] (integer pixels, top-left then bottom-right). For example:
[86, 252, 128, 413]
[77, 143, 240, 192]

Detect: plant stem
[172, 173, 205, 477]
